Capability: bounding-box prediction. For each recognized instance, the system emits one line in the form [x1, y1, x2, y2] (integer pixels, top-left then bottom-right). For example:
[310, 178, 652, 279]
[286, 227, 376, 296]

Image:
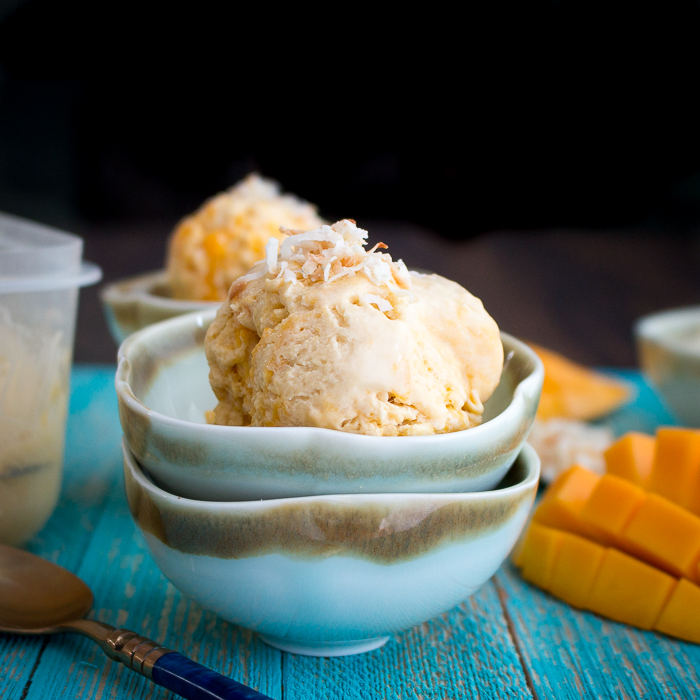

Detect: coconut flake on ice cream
[205, 219, 504, 435]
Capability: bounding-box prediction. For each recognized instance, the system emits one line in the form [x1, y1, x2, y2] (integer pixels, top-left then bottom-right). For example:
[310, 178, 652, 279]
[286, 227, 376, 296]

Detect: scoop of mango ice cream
[166, 174, 324, 301]
[205, 220, 503, 435]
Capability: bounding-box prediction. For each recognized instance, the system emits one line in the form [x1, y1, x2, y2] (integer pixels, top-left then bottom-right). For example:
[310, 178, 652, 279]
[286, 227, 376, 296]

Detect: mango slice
[539, 466, 700, 583]
[519, 430, 700, 642]
[517, 523, 565, 590]
[655, 579, 700, 644]
[549, 532, 606, 608]
[621, 495, 700, 580]
[649, 428, 700, 512]
[516, 525, 693, 640]
[580, 474, 645, 540]
[529, 344, 631, 421]
[604, 432, 655, 489]
[533, 466, 612, 544]
[586, 549, 677, 630]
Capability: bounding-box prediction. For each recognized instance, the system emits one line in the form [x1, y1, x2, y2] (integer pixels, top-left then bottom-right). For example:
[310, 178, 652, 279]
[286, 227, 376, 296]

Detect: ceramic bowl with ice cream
[116, 220, 543, 501]
[101, 175, 324, 343]
[123, 438, 540, 656]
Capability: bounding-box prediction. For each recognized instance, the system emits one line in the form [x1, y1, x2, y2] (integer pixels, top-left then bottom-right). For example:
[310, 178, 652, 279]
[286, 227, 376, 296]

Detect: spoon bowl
[0, 545, 93, 631]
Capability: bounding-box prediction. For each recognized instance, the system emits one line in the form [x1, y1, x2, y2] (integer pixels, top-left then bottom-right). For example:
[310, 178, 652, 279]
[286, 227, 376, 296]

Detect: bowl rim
[634, 305, 700, 359]
[116, 308, 544, 445]
[101, 269, 220, 311]
[123, 438, 541, 511]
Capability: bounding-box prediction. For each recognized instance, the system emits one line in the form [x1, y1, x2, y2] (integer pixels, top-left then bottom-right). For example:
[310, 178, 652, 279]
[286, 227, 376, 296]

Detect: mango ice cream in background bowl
[101, 174, 323, 343]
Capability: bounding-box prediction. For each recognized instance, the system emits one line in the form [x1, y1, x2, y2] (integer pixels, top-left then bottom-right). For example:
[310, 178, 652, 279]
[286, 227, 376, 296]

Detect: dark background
[2, 0, 700, 364]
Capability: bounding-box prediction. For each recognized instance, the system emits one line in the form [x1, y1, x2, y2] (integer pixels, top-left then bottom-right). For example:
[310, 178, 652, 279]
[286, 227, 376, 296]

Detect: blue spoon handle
[151, 652, 273, 700]
[69, 623, 274, 700]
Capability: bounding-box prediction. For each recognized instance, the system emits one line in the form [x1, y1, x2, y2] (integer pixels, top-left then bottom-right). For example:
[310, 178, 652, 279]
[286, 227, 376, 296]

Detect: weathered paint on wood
[1, 367, 124, 700]
[496, 563, 700, 700]
[282, 583, 532, 700]
[1, 366, 696, 699]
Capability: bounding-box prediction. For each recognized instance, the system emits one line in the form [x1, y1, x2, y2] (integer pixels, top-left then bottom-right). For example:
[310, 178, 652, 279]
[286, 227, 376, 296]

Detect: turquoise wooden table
[2, 365, 700, 700]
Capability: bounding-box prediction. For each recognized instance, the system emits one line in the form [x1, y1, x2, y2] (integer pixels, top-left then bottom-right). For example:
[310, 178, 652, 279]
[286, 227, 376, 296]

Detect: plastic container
[0, 212, 101, 545]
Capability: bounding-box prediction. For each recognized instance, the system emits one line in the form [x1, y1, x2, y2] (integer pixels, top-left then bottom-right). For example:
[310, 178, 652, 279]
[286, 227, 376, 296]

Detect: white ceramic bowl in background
[100, 270, 219, 344]
[116, 309, 544, 501]
[123, 439, 539, 656]
[635, 306, 700, 426]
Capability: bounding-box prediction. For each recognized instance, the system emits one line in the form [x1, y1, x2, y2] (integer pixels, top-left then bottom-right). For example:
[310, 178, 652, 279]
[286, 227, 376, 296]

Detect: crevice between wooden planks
[18, 636, 50, 700]
[493, 578, 539, 700]
[280, 648, 285, 700]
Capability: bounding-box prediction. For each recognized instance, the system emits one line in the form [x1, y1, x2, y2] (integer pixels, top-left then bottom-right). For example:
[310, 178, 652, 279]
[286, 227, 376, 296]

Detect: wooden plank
[0, 636, 48, 700]
[496, 563, 700, 699]
[1, 367, 123, 700]
[20, 367, 281, 699]
[26, 478, 282, 699]
[8, 365, 698, 699]
[282, 581, 533, 700]
[493, 368, 700, 699]
[18, 366, 532, 700]
[27, 366, 125, 568]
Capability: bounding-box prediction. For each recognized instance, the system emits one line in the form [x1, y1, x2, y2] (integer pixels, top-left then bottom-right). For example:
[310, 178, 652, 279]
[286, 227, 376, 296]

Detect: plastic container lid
[0, 212, 102, 292]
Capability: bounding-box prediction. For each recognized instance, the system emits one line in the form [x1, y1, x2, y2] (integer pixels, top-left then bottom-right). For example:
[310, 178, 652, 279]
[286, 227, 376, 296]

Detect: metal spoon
[0, 544, 272, 700]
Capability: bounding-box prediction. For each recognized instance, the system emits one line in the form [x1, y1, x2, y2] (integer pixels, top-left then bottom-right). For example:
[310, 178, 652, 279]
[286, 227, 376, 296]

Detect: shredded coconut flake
[248, 219, 413, 295]
[527, 418, 614, 482]
[361, 294, 393, 312]
[265, 238, 278, 275]
[236, 263, 267, 283]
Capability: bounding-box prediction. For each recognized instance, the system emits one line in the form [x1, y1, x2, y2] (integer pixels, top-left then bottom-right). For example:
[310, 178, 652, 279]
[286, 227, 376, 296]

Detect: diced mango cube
[655, 578, 700, 644]
[686, 473, 700, 519]
[604, 432, 655, 488]
[586, 548, 676, 629]
[518, 524, 565, 591]
[580, 475, 645, 539]
[621, 494, 700, 580]
[649, 428, 700, 510]
[549, 532, 606, 608]
[533, 466, 611, 544]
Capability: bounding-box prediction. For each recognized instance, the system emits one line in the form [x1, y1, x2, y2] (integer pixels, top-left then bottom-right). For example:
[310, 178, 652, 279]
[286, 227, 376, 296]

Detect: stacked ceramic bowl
[101, 270, 218, 344]
[117, 309, 544, 656]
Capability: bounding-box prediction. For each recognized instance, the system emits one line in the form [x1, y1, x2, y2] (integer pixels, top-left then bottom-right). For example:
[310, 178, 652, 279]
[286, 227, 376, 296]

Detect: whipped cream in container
[0, 212, 101, 545]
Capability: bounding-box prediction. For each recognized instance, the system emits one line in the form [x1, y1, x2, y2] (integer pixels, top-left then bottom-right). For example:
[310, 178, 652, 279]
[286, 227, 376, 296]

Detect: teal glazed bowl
[123, 440, 540, 656]
[116, 309, 543, 501]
